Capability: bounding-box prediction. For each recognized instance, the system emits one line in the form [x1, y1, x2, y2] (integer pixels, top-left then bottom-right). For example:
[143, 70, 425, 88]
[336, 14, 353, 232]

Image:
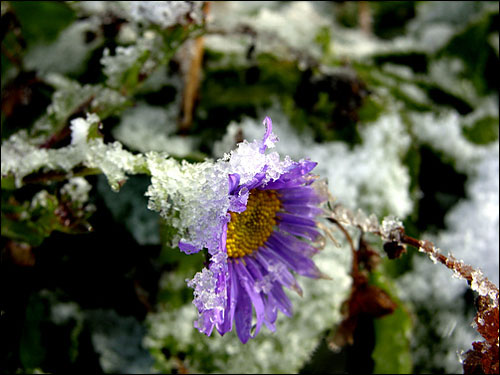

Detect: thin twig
[179, 1, 210, 132]
[328, 217, 358, 275]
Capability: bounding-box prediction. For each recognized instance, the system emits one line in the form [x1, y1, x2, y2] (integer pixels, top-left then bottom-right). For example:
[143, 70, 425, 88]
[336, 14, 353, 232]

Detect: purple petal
[194, 312, 215, 336]
[282, 203, 324, 217]
[244, 257, 277, 331]
[269, 283, 293, 317]
[178, 241, 200, 254]
[217, 261, 238, 335]
[277, 221, 321, 241]
[261, 177, 308, 190]
[256, 248, 303, 295]
[229, 192, 248, 213]
[228, 173, 241, 193]
[240, 170, 267, 192]
[270, 230, 320, 257]
[234, 278, 252, 344]
[260, 160, 317, 190]
[278, 160, 317, 181]
[263, 296, 278, 331]
[279, 191, 324, 205]
[277, 212, 317, 227]
[260, 116, 273, 153]
[234, 261, 265, 339]
[265, 234, 323, 278]
[245, 256, 292, 328]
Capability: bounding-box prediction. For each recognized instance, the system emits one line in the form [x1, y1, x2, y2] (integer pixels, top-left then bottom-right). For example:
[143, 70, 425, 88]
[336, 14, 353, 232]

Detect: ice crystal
[471, 270, 491, 298]
[145, 153, 229, 252]
[222, 135, 294, 187]
[380, 215, 404, 242]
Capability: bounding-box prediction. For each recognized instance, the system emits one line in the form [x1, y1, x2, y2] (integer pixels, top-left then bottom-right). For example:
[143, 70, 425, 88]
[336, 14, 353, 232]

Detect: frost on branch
[327, 202, 499, 374]
[1, 114, 146, 191]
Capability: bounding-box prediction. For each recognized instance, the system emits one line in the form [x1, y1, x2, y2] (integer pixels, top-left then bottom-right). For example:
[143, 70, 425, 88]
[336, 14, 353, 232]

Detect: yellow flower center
[226, 189, 281, 258]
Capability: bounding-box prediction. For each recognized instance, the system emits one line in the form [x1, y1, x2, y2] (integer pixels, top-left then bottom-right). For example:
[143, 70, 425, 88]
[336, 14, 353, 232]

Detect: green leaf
[370, 267, 413, 374]
[1, 189, 94, 247]
[462, 116, 499, 145]
[19, 293, 48, 370]
[9, 1, 76, 47]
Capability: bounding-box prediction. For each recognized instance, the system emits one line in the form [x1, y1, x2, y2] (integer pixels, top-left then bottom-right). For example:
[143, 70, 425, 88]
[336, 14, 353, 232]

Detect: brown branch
[358, 1, 372, 36]
[328, 217, 358, 275]
[22, 167, 101, 185]
[325, 203, 499, 372]
[179, 2, 210, 132]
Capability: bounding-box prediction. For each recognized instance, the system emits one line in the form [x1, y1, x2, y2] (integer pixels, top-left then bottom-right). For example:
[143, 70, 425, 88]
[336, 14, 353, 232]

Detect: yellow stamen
[226, 189, 281, 258]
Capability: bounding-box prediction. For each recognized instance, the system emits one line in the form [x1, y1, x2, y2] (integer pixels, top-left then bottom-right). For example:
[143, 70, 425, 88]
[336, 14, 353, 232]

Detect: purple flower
[183, 117, 327, 343]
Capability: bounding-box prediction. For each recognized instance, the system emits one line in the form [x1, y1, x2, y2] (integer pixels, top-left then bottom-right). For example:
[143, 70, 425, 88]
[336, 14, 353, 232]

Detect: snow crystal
[60, 177, 92, 206]
[70, 113, 98, 146]
[145, 153, 230, 253]
[380, 215, 404, 242]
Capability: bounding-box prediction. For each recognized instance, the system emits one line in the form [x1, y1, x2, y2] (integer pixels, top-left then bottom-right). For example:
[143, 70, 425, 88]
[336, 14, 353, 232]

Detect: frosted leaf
[100, 33, 166, 90]
[24, 17, 103, 76]
[29, 76, 127, 140]
[70, 113, 99, 145]
[207, 2, 330, 61]
[128, 1, 203, 29]
[1, 115, 146, 190]
[31, 190, 52, 209]
[1, 131, 50, 186]
[60, 177, 92, 206]
[410, 105, 498, 174]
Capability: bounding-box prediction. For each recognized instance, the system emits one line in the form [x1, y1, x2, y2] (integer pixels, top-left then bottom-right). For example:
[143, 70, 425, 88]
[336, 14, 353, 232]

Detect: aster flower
[180, 117, 327, 343]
